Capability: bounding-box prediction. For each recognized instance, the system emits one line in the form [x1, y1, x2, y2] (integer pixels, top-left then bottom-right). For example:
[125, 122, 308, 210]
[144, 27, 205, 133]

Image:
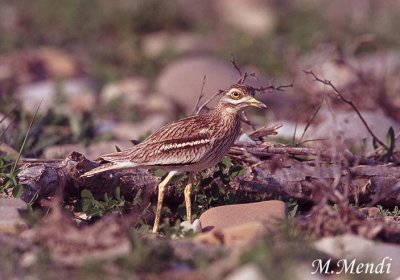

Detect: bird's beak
[247, 97, 267, 109]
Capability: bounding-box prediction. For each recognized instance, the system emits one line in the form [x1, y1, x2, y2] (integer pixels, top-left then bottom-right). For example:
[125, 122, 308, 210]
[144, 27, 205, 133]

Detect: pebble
[307, 109, 400, 153]
[217, 0, 277, 36]
[199, 200, 286, 232]
[156, 56, 240, 112]
[17, 78, 95, 114]
[314, 234, 400, 278]
[180, 219, 202, 233]
[225, 264, 266, 280]
[0, 197, 28, 234]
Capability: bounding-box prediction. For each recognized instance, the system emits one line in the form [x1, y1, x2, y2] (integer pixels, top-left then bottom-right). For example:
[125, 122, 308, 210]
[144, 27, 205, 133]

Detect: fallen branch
[17, 151, 159, 203]
[17, 144, 400, 208]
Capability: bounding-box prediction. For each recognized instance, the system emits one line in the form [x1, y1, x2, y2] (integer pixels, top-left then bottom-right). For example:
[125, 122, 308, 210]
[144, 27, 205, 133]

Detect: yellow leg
[184, 173, 195, 223]
[153, 171, 177, 233]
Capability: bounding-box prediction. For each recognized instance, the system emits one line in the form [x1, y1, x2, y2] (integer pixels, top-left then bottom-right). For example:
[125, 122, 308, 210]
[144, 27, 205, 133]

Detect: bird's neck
[210, 103, 242, 125]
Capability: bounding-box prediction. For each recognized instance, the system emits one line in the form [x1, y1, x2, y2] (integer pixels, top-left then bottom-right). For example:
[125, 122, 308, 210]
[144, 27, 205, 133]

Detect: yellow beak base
[247, 97, 267, 109]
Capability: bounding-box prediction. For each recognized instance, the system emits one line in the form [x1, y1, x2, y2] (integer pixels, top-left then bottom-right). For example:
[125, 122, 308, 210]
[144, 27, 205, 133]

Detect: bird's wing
[101, 114, 214, 167]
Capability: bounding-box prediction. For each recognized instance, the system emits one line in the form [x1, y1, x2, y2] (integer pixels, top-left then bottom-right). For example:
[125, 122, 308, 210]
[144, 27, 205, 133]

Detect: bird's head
[218, 84, 267, 112]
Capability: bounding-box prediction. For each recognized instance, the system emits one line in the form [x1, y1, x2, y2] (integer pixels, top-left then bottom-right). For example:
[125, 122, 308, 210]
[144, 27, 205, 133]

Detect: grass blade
[10, 101, 42, 175]
[297, 93, 325, 146]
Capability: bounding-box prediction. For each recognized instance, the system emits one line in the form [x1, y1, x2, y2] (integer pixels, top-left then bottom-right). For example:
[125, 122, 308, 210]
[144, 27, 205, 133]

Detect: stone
[314, 234, 375, 259]
[236, 133, 257, 145]
[142, 32, 213, 58]
[193, 222, 267, 247]
[359, 207, 381, 218]
[307, 109, 400, 153]
[199, 200, 286, 232]
[314, 234, 400, 278]
[223, 222, 266, 246]
[0, 5, 18, 33]
[293, 263, 327, 280]
[180, 219, 202, 233]
[299, 49, 400, 105]
[268, 120, 307, 143]
[193, 230, 224, 246]
[156, 56, 240, 112]
[97, 115, 168, 141]
[37, 47, 80, 78]
[100, 77, 149, 105]
[225, 264, 266, 280]
[100, 77, 176, 119]
[217, 0, 277, 36]
[0, 197, 28, 233]
[17, 78, 95, 114]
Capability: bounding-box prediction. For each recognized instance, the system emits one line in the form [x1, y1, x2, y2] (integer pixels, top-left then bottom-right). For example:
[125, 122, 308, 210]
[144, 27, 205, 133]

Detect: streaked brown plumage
[82, 83, 267, 233]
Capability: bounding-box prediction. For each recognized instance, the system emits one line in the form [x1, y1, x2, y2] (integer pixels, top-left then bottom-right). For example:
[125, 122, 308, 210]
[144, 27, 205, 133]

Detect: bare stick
[240, 111, 257, 131]
[248, 123, 282, 139]
[196, 90, 223, 115]
[192, 75, 207, 114]
[229, 56, 256, 84]
[304, 70, 388, 150]
[230, 56, 243, 77]
[257, 83, 293, 93]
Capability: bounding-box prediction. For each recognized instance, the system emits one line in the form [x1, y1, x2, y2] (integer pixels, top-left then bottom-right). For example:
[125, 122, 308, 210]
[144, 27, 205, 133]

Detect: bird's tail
[81, 161, 137, 178]
[100, 146, 140, 163]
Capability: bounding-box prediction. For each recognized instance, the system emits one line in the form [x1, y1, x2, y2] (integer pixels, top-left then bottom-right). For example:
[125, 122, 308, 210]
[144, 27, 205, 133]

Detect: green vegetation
[378, 205, 400, 221]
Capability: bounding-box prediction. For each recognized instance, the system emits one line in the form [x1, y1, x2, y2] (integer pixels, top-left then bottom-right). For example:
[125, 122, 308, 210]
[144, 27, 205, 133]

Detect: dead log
[17, 146, 400, 208]
[17, 151, 160, 202]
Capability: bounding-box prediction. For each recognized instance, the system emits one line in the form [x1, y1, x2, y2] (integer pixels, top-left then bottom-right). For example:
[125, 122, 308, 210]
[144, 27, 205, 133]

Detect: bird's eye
[230, 90, 242, 100]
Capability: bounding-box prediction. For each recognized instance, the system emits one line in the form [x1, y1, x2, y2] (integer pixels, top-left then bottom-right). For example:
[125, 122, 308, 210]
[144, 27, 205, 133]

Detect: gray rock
[100, 77, 149, 105]
[299, 49, 400, 101]
[96, 115, 168, 141]
[180, 219, 202, 233]
[0, 197, 28, 233]
[156, 56, 240, 112]
[225, 264, 267, 280]
[300, 49, 358, 91]
[314, 234, 375, 259]
[236, 133, 257, 145]
[37, 47, 80, 78]
[293, 263, 328, 280]
[307, 109, 400, 153]
[314, 234, 400, 278]
[217, 0, 277, 36]
[17, 78, 95, 114]
[142, 32, 214, 58]
[100, 77, 176, 121]
[268, 120, 306, 143]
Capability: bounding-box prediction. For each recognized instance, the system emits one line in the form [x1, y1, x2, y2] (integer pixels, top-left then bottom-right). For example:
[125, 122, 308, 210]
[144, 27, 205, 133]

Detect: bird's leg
[153, 170, 177, 233]
[184, 172, 195, 223]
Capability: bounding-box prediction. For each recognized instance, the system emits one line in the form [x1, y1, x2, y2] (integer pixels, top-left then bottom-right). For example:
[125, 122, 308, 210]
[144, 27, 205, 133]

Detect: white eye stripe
[161, 139, 210, 151]
[226, 98, 244, 104]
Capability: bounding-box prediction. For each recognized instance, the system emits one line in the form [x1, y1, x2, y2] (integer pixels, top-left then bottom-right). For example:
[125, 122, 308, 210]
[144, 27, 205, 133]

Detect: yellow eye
[230, 90, 242, 100]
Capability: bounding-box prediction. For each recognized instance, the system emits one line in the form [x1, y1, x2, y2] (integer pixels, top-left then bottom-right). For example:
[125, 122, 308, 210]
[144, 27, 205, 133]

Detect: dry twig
[257, 83, 294, 93]
[192, 75, 207, 114]
[304, 70, 388, 150]
[195, 90, 224, 114]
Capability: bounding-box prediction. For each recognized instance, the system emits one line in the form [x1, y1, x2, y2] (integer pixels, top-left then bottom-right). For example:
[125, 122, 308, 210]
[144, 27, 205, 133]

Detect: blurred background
[1, 0, 400, 158]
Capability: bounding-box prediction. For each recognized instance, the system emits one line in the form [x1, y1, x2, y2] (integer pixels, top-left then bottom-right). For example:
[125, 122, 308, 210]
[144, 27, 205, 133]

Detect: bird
[81, 83, 267, 233]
